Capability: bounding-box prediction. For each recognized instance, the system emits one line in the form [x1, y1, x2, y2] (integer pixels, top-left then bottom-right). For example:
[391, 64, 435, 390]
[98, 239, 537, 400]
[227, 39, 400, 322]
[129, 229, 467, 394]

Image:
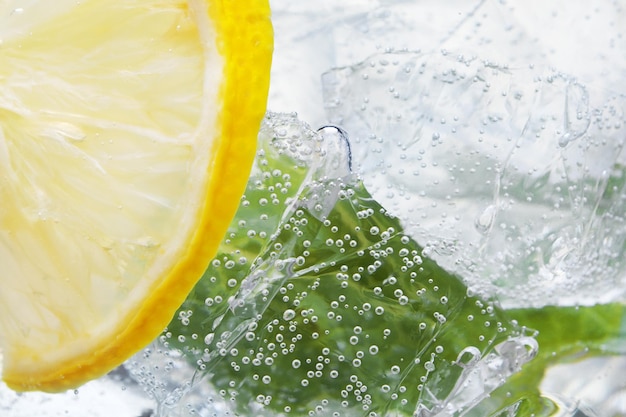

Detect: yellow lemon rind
[2, 0, 273, 392]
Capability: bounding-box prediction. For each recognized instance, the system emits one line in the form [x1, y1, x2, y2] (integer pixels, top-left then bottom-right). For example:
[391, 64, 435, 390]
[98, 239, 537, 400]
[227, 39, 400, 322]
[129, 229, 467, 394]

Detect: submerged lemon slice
[0, 0, 272, 392]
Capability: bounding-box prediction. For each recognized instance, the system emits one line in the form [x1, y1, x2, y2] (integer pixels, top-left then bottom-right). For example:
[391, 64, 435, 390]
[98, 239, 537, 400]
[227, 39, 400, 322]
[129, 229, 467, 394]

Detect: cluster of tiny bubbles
[147, 113, 527, 416]
[122, 342, 204, 416]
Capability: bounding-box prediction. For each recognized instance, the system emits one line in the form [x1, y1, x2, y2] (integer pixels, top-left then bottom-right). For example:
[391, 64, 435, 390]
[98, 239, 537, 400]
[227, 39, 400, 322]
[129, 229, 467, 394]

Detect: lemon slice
[0, 0, 272, 392]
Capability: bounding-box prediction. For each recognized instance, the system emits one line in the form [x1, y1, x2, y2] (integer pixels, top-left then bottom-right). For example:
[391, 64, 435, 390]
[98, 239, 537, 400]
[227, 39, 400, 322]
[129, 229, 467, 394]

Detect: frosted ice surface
[268, 0, 626, 127]
[321, 50, 626, 308]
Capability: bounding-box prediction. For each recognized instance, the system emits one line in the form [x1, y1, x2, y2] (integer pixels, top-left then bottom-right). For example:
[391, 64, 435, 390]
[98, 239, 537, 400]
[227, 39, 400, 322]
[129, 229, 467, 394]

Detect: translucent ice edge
[415, 336, 538, 417]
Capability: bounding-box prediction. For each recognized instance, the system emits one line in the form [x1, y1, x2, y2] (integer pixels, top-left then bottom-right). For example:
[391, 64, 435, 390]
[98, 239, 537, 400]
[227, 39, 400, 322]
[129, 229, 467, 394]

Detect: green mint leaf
[164, 114, 535, 416]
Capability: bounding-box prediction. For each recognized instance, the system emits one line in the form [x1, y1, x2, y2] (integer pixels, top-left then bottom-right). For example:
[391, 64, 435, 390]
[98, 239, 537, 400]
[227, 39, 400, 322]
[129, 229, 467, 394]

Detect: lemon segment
[0, 0, 272, 392]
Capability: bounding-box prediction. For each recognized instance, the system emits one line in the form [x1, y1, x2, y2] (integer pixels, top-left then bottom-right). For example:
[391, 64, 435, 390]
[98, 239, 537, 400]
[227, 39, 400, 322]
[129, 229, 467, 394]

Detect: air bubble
[455, 346, 481, 368]
[283, 309, 296, 321]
